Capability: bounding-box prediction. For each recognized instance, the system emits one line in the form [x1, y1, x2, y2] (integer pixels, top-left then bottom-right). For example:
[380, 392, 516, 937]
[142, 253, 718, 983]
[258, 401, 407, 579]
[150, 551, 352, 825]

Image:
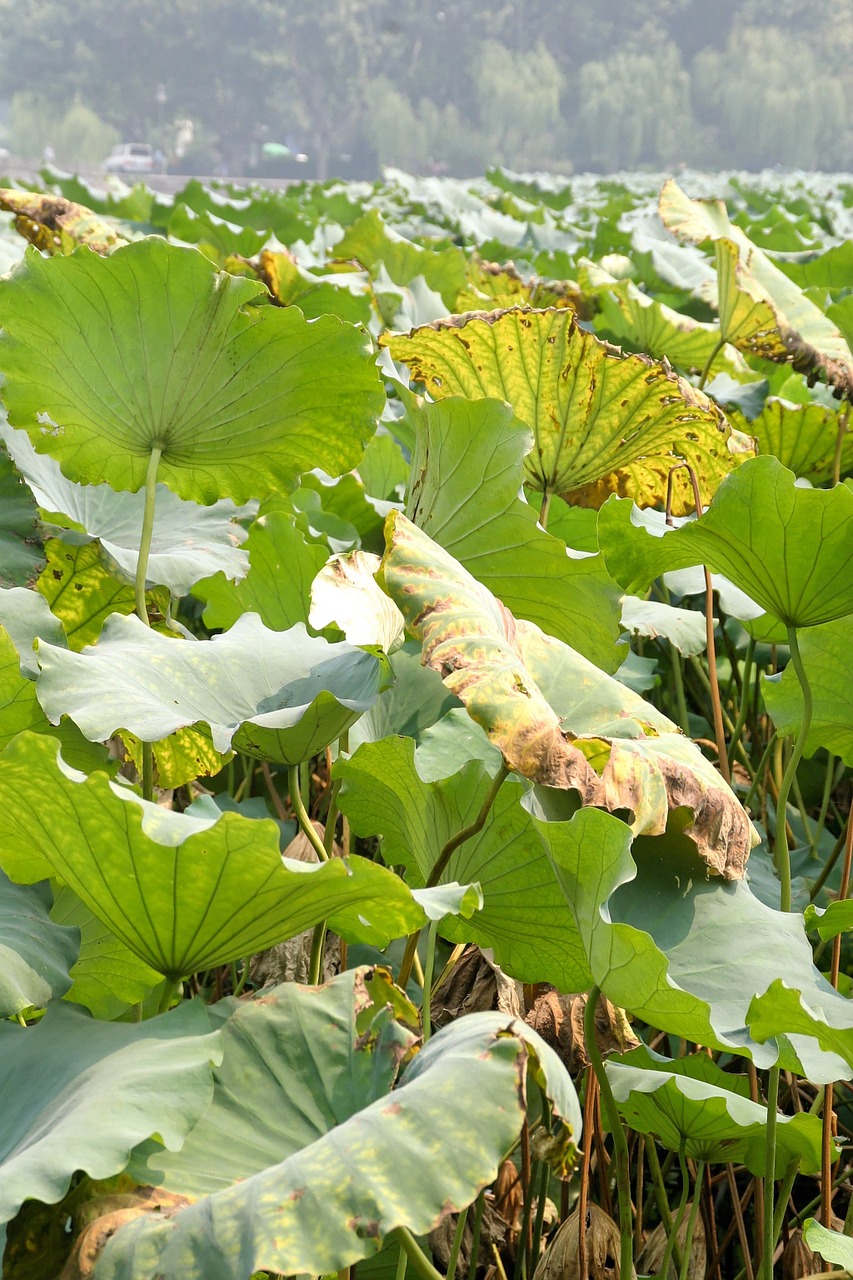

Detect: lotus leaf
[96, 969, 579, 1280]
[383, 307, 750, 514]
[0, 239, 384, 503]
[380, 511, 754, 878]
[0, 733, 463, 979]
[0, 872, 78, 1017]
[35, 613, 385, 761]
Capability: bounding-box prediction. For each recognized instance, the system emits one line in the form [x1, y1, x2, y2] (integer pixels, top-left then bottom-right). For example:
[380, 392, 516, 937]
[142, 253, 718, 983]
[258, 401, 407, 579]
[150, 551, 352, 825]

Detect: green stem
[697, 337, 726, 391]
[157, 978, 180, 1015]
[584, 987, 633, 1280]
[645, 1136, 685, 1274]
[659, 1147, 690, 1280]
[308, 919, 327, 985]
[468, 1192, 485, 1279]
[530, 1145, 550, 1271]
[394, 1227, 446, 1280]
[773, 1159, 800, 1241]
[679, 1165, 705, 1280]
[446, 1204, 469, 1280]
[744, 733, 778, 814]
[762, 1065, 781, 1280]
[134, 446, 162, 626]
[775, 627, 813, 915]
[539, 489, 552, 531]
[395, 1239, 409, 1280]
[728, 638, 756, 770]
[426, 763, 509, 888]
[134, 446, 162, 803]
[671, 650, 691, 736]
[421, 920, 438, 1042]
[703, 566, 731, 784]
[288, 764, 328, 862]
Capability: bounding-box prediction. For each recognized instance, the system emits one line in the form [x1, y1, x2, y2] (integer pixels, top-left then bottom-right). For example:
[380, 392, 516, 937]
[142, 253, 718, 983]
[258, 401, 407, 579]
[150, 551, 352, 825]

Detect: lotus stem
[308, 919, 327, 985]
[697, 337, 726, 391]
[134, 445, 162, 627]
[583, 987, 634, 1280]
[679, 1165, 705, 1280]
[421, 920, 438, 1042]
[762, 1066, 781, 1280]
[426, 762, 509, 888]
[446, 1203, 469, 1280]
[468, 1192, 485, 1279]
[659, 1147, 690, 1280]
[394, 1227, 446, 1280]
[775, 626, 813, 914]
[288, 764, 329, 862]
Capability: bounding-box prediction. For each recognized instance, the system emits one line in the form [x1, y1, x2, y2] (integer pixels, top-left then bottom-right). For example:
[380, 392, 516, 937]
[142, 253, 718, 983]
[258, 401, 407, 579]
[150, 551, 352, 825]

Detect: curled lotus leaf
[660, 180, 853, 401]
[379, 510, 754, 878]
[0, 187, 129, 256]
[382, 307, 751, 515]
[35, 613, 385, 763]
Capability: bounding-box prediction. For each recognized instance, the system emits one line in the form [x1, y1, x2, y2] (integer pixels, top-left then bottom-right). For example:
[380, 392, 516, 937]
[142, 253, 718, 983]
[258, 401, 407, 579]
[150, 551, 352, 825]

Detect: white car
[104, 143, 157, 174]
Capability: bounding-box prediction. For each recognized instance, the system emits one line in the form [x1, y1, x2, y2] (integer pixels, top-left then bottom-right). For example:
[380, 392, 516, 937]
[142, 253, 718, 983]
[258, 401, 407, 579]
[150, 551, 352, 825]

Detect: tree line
[0, 0, 849, 177]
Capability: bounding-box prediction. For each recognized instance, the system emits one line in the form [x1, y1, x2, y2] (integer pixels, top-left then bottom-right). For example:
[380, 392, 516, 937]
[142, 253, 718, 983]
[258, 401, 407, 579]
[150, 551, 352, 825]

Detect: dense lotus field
[2, 164, 853, 1280]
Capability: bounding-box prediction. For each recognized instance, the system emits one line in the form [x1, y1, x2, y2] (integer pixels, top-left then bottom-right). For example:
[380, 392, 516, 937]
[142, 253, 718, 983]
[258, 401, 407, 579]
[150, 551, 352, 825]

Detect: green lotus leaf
[97, 969, 579, 1280]
[35, 613, 385, 762]
[0, 997, 220, 1253]
[348, 647, 460, 753]
[334, 209, 468, 308]
[777, 241, 853, 293]
[746, 398, 853, 485]
[166, 201, 268, 259]
[0, 239, 384, 504]
[763, 616, 853, 764]
[336, 724, 592, 992]
[803, 1219, 853, 1268]
[37, 541, 137, 649]
[3, 421, 253, 595]
[803, 899, 853, 943]
[534, 803, 853, 1081]
[119, 726, 233, 790]
[382, 307, 750, 515]
[598, 456, 853, 627]
[50, 886, 162, 1021]
[254, 250, 374, 327]
[0, 626, 108, 772]
[606, 1043, 827, 1175]
[0, 871, 78, 1017]
[0, 586, 65, 677]
[0, 733, 457, 980]
[380, 511, 754, 879]
[403, 393, 622, 671]
[659, 180, 853, 398]
[0, 445, 43, 588]
[580, 258, 746, 380]
[357, 430, 409, 501]
[747, 980, 853, 1074]
[194, 499, 326, 632]
[620, 596, 708, 657]
[310, 551, 406, 653]
[0, 187, 128, 255]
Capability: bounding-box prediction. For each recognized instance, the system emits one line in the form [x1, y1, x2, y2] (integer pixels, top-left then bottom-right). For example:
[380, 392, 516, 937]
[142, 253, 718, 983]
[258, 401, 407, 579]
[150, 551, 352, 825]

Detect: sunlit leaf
[598, 456, 853, 626]
[0, 187, 128, 255]
[36, 613, 385, 762]
[97, 970, 579, 1280]
[337, 722, 592, 992]
[659, 180, 853, 399]
[4, 421, 253, 595]
[383, 307, 750, 514]
[0, 240, 384, 504]
[534, 803, 853, 1081]
[402, 393, 622, 671]
[380, 511, 754, 878]
[0, 733, 460, 980]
